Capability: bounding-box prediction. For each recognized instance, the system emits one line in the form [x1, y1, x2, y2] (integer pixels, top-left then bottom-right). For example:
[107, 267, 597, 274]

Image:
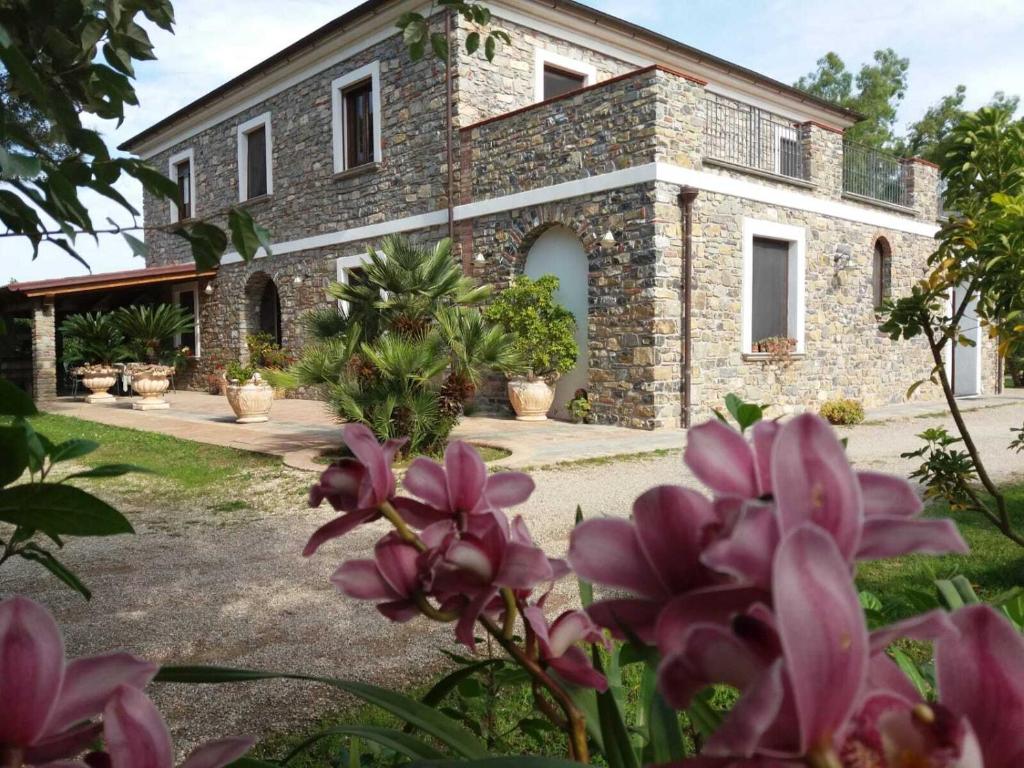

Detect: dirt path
[3, 400, 1023, 754]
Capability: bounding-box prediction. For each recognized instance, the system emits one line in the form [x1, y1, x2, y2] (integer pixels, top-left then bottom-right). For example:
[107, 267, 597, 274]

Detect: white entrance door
[952, 285, 981, 397]
[524, 227, 589, 419]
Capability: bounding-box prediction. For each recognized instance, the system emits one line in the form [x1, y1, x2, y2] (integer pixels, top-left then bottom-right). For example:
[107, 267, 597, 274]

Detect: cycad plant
[59, 312, 129, 366]
[283, 236, 521, 455]
[113, 303, 194, 364]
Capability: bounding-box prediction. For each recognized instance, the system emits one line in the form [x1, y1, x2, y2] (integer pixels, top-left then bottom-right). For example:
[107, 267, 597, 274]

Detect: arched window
[872, 237, 892, 309]
[258, 279, 282, 345]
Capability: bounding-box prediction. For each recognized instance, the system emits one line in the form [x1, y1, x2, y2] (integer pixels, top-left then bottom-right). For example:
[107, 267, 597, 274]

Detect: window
[742, 219, 806, 355]
[166, 148, 195, 223]
[543, 65, 586, 100]
[331, 62, 382, 174]
[336, 253, 384, 315]
[872, 237, 892, 309]
[236, 112, 273, 201]
[775, 126, 801, 178]
[172, 282, 199, 356]
[533, 50, 596, 103]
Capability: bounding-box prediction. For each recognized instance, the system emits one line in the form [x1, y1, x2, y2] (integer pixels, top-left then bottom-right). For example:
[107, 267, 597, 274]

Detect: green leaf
[154, 666, 490, 758]
[63, 464, 146, 480]
[122, 231, 148, 258]
[646, 687, 684, 763]
[48, 439, 100, 464]
[0, 484, 134, 536]
[0, 146, 42, 179]
[574, 506, 593, 608]
[409, 760, 585, 767]
[591, 648, 640, 768]
[686, 688, 722, 741]
[890, 648, 931, 698]
[430, 32, 449, 61]
[281, 725, 444, 764]
[228, 207, 263, 261]
[465, 32, 480, 54]
[0, 426, 29, 487]
[0, 378, 38, 416]
[420, 659, 504, 709]
[484, 35, 496, 62]
[18, 545, 92, 599]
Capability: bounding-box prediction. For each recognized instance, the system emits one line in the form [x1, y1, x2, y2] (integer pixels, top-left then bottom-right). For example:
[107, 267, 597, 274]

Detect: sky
[4, 0, 1023, 283]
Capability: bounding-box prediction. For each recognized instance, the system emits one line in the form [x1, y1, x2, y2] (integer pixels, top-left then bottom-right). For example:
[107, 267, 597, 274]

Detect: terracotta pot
[130, 366, 173, 411]
[81, 366, 118, 403]
[507, 377, 555, 421]
[225, 375, 274, 423]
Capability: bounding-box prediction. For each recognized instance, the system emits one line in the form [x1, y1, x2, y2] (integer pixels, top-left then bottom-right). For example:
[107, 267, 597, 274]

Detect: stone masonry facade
[132, 2, 999, 428]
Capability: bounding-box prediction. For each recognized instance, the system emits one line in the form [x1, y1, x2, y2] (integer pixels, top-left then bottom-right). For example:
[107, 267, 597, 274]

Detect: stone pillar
[901, 157, 940, 221]
[800, 121, 844, 198]
[31, 296, 57, 401]
[654, 68, 707, 170]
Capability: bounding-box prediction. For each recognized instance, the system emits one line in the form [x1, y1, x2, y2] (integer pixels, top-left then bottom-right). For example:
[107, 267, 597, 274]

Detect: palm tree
[113, 304, 193, 363]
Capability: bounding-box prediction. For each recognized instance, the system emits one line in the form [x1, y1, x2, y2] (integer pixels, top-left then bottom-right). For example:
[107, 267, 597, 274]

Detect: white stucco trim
[741, 218, 806, 355]
[945, 287, 984, 397]
[220, 162, 938, 262]
[166, 148, 195, 223]
[236, 112, 273, 202]
[533, 49, 597, 102]
[330, 61, 382, 174]
[171, 281, 201, 357]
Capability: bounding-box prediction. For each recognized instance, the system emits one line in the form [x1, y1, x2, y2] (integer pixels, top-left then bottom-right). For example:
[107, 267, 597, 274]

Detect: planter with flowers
[246, 332, 296, 398]
[484, 274, 578, 421]
[225, 362, 274, 423]
[58, 312, 129, 402]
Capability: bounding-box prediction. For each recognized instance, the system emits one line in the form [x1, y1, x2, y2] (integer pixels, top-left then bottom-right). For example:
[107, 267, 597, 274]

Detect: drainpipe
[445, 8, 456, 245]
[679, 186, 699, 429]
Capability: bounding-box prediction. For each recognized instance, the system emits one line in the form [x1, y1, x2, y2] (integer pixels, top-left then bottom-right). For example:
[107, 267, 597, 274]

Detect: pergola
[1, 263, 215, 400]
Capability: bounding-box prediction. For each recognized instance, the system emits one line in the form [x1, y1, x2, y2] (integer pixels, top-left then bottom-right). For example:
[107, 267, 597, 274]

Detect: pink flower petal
[865, 654, 921, 704]
[773, 525, 868, 754]
[455, 589, 497, 648]
[48, 653, 157, 734]
[567, 518, 664, 598]
[587, 598, 664, 644]
[684, 420, 759, 498]
[547, 611, 604, 657]
[302, 509, 377, 557]
[870, 609, 959, 654]
[377, 600, 421, 623]
[314, 461, 364, 511]
[656, 586, 767, 656]
[23, 722, 102, 765]
[495, 542, 553, 589]
[179, 737, 255, 768]
[447, 540, 495, 582]
[0, 596, 65, 747]
[444, 442, 487, 513]
[856, 516, 968, 560]
[342, 424, 393, 503]
[937, 605, 1024, 768]
[103, 685, 173, 768]
[857, 471, 923, 518]
[771, 414, 863, 561]
[403, 457, 451, 511]
[704, 660, 786, 758]
[482, 472, 535, 509]
[659, 624, 770, 709]
[633, 485, 718, 593]
[330, 561, 401, 600]
[549, 646, 608, 691]
[751, 420, 780, 496]
[375, 538, 421, 597]
[392, 497, 450, 529]
[701, 502, 779, 590]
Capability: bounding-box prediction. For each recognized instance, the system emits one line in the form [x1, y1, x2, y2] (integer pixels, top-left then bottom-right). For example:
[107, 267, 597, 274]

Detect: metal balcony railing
[703, 95, 806, 181]
[842, 142, 910, 207]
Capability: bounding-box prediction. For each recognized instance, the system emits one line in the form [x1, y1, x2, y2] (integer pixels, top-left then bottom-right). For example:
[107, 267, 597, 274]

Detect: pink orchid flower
[0, 597, 156, 766]
[304, 424, 406, 556]
[523, 606, 609, 691]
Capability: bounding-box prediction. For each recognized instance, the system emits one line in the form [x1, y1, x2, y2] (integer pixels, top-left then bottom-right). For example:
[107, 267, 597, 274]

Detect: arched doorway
[524, 226, 589, 418]
[243, 272, 282, 359]
[258, 279, 281, 344]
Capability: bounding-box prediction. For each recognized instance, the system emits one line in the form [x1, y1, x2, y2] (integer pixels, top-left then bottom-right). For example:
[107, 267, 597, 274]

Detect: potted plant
[484, 274, 578, 421]
[567, 388, 592, 424]
[59, 312, 128, 402]
[753, 335, 798, 363]
[246, 332, 295, 399]
[115, 304, 194, 407]
[224, 361, 274, 423]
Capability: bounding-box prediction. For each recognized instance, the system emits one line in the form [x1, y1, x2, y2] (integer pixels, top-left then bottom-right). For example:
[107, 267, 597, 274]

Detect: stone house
[11, 0, 998, 427]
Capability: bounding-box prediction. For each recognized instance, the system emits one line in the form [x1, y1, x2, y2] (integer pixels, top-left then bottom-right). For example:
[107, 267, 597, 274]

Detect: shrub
[226, 361, 258, 383]
[484, 274, 578, 380]
[114, 303, 194, 364]
[820, 397, 865, 425]
[567, 388, 591, 424]
[59, 312, 128, 366]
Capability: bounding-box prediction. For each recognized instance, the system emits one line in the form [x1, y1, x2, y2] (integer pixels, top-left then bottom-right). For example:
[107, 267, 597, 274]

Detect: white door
[524, 227, 589, 419]
[952, 285, 981, 397]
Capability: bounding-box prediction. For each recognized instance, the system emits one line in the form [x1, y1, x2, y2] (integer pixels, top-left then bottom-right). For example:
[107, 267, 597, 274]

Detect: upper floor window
[534, 50, 596, 103]
[872, 237, 892, 309]
[237, 112, 273, 202]
[166, 148, 195, 223]
[742, 219, 806, 355]
[331, 62, 382, 174]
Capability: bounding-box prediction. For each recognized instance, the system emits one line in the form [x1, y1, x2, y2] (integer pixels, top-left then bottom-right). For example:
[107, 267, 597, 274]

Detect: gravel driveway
[4, 400, 1023, 755]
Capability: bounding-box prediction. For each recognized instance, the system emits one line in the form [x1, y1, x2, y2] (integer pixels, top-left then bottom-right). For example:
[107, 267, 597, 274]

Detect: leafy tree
[880, 106, 1024, 547]
[901, 85, 1020, 162]
[795, 49, 909, 148]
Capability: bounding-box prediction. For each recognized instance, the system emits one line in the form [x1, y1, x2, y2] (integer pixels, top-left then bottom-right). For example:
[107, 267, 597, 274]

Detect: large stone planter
[226, 374, 274, 423]
[507, 377, 556, 422]
[81, 365, 118, 403]
[129, 364, 174, 411]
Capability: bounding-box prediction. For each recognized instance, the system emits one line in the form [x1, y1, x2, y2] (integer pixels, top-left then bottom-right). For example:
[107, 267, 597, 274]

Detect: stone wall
[31, 297, 56, 400]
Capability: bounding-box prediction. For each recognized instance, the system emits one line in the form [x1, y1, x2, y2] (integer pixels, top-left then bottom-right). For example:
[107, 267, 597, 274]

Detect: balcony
[702, 94, 807, 182]
[842, 142, 910, 208]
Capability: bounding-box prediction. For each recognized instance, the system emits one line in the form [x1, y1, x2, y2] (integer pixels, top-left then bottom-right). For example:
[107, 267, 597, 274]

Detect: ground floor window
[259, 279, 281, 345]
[172, 282, 199, 356]
[742, 219, 806, 355]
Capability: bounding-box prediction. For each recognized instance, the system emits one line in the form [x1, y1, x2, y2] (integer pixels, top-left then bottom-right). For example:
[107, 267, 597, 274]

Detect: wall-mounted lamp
[601, 229, 617, 249]
[474, 252, 486, 264]
[203, 283, 214, 295]
[833, 245, 853, 272]
[293, 274, 306, 286]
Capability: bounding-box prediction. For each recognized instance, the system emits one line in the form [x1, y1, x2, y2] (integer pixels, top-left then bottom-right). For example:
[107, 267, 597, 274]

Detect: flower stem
[378, 500, 427, 552]
[500, 588, 518, 640]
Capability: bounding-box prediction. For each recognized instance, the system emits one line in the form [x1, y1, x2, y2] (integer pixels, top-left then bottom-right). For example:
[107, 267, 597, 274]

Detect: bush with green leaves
[282, 236, 521, 455]
[819, 397, 865, 425]
[59, 312, 128, 367]
[484, 274, 578, 381]
[114, 303, 193, 364]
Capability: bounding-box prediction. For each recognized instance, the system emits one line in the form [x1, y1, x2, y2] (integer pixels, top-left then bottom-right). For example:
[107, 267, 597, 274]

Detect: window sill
[742, 352, 807, 363]
[239, 194, 273, 209]
[703, 157, 815, 190]
[841, 192, 916, 216]
[333, 161, 380, 181]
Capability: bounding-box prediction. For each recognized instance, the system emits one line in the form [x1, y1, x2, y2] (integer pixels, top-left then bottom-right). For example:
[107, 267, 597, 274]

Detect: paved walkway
[44, 390, 1024, 470]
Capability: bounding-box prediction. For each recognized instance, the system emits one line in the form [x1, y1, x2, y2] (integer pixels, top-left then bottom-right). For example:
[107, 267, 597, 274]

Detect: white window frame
[534, 49, 597, 103]
[167, 148, 196, 223]
[773, 124, 800, 176]
[171, 281, 201, 357]
[331, 61, 382, 174]
[336, 252, 386, 315]
[236, 111, 273, 202]
[741, 218, 806, 355]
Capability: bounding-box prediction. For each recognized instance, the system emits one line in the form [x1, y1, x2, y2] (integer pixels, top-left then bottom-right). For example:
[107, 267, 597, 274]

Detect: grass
[313, 443, 512, 467]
